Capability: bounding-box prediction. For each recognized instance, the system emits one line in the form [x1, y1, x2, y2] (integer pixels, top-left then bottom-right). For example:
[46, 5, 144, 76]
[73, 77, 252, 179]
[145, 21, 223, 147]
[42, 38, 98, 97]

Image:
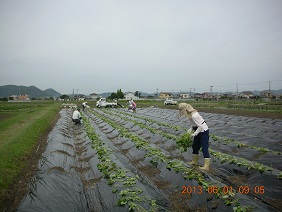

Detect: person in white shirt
[127, 100, 132, 110]
[82, 102, 87, 110]
[72, 107, 82, 125]
[179, 103, 211, 171]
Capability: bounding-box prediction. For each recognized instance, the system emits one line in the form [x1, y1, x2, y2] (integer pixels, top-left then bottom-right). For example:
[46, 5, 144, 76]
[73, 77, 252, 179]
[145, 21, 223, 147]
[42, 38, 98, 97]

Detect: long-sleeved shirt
[72, 110, 81, 120]
[189, 112, 208, 136]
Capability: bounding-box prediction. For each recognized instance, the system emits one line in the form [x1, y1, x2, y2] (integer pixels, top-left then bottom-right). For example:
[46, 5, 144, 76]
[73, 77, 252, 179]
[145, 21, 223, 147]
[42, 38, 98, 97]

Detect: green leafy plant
[82, 115, 162, 211]
[176, 133, 193, 152]
[88, 109, 257, 210]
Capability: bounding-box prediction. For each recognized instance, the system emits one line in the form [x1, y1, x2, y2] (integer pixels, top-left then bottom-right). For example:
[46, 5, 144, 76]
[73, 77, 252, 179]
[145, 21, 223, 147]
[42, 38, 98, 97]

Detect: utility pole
[236, 84, 238, 95]
[77, 89, 78, 101]
[210, 86, 213, 95]
[73, 89, 74, 101]
[269, 81, 271, 98]
[156, 88, 159, 98]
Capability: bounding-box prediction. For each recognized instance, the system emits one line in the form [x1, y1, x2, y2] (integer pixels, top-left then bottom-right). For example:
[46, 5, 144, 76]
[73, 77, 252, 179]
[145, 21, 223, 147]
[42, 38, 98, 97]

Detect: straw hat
[178, 103, 197, 117]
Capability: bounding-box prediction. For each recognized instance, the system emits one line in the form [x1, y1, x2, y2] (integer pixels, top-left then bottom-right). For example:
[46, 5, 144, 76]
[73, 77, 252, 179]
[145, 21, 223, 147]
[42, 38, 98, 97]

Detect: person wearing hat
[72, 107, 82, 125]
[178, 103, 211, 171]
[82, 101, 88, 111]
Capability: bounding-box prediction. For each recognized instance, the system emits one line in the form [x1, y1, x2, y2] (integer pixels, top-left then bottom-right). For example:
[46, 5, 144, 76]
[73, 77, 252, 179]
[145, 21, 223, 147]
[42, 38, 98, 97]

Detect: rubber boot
[199, 158, 211, 171]
[188, 154, 199, 165]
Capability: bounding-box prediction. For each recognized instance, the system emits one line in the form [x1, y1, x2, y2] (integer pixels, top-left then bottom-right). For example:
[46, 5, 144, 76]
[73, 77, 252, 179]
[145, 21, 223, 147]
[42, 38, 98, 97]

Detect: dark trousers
[192, 130, 210, 158]
[72, 118, 81, 125]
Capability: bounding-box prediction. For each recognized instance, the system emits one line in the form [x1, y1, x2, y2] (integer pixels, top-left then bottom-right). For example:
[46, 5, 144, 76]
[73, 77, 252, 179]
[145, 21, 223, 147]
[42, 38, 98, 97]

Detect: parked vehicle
[164, 98, 177, 105]
[96, 98, 118, 108]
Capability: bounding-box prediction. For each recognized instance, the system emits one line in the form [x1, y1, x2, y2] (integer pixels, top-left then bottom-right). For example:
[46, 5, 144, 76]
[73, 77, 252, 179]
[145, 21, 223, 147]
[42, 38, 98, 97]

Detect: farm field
[15, 106, 282, 211]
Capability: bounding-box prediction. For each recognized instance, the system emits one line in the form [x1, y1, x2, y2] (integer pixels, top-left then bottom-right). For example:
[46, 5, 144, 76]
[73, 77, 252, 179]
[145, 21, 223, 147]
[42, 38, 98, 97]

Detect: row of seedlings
[105, 109, 278, 177]
[89, 108, 255, 211]
[105, 109, 282, 211]
[116, 109, 281, 156]
[82, 115, 164, 211]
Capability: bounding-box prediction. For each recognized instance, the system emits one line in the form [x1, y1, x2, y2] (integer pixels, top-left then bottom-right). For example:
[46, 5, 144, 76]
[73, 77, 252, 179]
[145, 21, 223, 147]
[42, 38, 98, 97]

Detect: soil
[0, 112, 61, 212]
[1, 108, 281, 211]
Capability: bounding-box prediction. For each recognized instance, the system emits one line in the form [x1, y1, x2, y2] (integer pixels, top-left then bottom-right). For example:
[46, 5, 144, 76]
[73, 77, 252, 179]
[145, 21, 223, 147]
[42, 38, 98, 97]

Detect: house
[194, 92, 210, 99]
[8, 94, 30, 102]
[240, 91, 254, 98]
[202, 92, 210, 98]
[18, 95, 30, 101]
[89, 93, 98, 100]
[9, 95, 18, 100]
[260, 90, 272, 98]
[124, 92, 138, 100]
[75, 94, 87, 101]
[179, 93, 190, 99]
[275, 94, 282, 99]
[159, 92, 172, 99]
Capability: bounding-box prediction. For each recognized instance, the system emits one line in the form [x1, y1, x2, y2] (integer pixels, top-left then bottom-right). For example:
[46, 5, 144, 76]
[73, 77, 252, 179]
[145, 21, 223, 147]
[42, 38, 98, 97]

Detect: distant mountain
[0, 85, 61, 98]
[43, 88, 61, 97]
[272, 89, 282, 95]
[98, 92, 112, 98]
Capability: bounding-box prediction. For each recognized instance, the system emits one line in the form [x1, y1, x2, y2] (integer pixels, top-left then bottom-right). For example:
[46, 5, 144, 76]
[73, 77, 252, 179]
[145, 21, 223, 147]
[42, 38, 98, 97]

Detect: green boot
[188, 154, 199, 165]
[199, 158, 211, 171]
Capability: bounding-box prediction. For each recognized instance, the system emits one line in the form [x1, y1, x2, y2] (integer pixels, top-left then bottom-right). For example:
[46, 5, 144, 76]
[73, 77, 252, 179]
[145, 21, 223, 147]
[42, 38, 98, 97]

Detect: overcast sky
[1, 0, 281, 95]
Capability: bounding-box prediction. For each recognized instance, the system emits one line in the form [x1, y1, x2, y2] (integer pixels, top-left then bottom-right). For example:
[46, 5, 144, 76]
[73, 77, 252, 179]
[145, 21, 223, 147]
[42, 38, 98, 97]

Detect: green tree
[110, 92, 118, 100]
[134, 91, 139, 97]
[117, 89, 124, 99]
[134, 91, 141, 98]
[60, 94, 70, 100]
[0, 97, 8, 101]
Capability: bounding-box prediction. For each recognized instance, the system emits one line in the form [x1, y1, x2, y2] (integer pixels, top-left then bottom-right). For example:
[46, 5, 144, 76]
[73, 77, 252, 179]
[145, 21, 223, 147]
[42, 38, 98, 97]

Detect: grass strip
[0, 104, 60, 202]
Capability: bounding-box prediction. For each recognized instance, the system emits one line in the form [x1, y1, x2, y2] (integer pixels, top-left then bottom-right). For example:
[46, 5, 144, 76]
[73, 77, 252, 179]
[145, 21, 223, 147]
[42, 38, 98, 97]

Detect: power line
[55, 79, 281, 94]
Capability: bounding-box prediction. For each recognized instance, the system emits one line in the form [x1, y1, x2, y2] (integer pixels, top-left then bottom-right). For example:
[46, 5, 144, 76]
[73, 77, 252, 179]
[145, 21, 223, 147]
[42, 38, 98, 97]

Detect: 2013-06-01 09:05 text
[181, 185, 265, 195]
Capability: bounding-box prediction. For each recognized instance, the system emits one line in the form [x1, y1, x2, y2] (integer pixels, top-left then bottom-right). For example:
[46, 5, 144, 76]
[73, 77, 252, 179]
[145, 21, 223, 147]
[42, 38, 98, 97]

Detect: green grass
[0, 101, 60, 203]
[85, 99, 282, 112]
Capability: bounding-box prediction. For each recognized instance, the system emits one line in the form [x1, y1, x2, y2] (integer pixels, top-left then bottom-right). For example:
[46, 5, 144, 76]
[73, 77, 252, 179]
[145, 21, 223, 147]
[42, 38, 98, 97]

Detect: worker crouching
[178, 103, 211, 171]
[72, 107, 82, 125]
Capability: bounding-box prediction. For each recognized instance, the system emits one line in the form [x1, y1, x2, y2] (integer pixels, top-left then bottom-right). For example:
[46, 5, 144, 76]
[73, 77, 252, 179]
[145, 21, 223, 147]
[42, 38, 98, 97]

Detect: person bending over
[178, 103, 211, 171]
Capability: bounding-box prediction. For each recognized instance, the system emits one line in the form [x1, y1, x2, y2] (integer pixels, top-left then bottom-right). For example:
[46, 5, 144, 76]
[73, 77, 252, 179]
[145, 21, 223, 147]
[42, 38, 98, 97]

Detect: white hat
[178, 103, 197, 117]
[186, 104, 196, 113]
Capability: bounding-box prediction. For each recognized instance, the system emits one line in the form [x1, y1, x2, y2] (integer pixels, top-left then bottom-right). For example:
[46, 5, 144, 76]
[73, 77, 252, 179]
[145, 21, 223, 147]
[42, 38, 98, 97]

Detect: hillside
[43, 88, 61, 97]
[0, 85, 61, 98]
